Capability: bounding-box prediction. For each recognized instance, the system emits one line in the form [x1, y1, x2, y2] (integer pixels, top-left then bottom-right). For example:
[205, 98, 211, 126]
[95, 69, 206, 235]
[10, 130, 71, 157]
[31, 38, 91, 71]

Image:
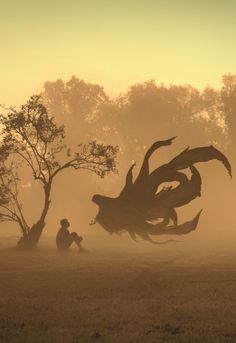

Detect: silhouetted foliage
[0, 95, 118, 248]
[220, 74, 236, 153]
[42, 77, 230, 168]
[42, 76, 109, 142]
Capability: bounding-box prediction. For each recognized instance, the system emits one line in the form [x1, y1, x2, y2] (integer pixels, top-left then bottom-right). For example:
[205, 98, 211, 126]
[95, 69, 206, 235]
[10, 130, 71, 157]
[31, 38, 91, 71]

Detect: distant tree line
[42, 74, 236, 161]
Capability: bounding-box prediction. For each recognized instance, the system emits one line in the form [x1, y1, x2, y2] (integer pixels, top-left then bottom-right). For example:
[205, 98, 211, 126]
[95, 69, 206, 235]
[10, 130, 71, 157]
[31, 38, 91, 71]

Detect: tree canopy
[0, 95, 118, 248]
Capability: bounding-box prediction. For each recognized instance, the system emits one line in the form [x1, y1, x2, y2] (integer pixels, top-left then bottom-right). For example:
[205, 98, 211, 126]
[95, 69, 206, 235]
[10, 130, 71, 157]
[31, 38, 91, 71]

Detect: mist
[1, 76, 235, 253]
[1, 1, 236, 342]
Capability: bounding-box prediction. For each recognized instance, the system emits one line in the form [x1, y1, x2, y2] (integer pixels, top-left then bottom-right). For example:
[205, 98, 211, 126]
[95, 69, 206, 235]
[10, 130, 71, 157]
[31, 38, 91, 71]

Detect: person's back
[56, 226, 70, 250]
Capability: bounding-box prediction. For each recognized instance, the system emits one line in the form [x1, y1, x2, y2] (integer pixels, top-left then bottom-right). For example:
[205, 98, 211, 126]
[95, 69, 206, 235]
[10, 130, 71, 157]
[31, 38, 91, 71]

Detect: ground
[1, 236, 236, 343]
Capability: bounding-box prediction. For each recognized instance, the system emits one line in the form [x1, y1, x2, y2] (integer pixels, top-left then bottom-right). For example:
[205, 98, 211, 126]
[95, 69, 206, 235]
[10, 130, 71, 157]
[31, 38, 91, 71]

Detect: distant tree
[113, 80, 227, 160]
[42, 76, 109, 142]
[42, 76, 124, 170]
[220, 73, 236, 154]
[0, 95, 118, 249]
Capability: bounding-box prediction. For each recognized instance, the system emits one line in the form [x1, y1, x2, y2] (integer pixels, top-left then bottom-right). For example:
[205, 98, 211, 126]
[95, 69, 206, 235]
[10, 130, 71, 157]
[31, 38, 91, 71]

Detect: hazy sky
[0, 0, 235, 105]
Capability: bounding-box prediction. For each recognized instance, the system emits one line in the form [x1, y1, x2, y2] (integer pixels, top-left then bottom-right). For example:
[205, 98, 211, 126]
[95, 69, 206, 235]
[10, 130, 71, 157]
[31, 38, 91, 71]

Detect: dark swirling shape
[91, 137, 232, 244]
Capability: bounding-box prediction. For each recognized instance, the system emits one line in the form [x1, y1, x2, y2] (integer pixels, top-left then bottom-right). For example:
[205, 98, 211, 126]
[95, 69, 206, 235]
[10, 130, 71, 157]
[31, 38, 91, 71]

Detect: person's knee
[71, 232, 79, 239]
[71, 232, 83, 243]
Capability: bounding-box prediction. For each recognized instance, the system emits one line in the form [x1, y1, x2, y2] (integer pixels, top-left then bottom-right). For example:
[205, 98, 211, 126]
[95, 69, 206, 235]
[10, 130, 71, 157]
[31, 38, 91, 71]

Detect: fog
[1, 77, 235, 252]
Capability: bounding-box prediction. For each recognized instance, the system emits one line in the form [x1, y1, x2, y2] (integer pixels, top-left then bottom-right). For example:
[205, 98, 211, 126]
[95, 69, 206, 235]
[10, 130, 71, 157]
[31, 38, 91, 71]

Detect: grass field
[1, 236, 236, 343]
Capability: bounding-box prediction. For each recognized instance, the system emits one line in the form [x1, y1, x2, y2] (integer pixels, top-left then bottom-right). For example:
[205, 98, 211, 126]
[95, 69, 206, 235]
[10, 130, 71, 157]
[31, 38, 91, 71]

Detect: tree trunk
[16, 183, 51, 249]
[16, 220, 46, 249]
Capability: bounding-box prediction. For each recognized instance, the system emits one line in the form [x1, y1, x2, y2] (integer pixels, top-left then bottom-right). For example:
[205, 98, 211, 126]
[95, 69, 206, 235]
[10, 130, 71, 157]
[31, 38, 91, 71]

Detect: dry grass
[1, 237, 236, 343]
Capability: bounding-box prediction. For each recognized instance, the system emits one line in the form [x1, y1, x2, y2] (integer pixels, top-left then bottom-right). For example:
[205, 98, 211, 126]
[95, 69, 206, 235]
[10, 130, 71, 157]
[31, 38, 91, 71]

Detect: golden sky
[0, 0, 235, 105]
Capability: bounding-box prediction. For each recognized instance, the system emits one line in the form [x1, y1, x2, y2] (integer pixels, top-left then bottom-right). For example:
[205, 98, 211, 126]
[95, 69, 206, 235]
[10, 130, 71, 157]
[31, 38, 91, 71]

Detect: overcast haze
[1, 0, 236, 105]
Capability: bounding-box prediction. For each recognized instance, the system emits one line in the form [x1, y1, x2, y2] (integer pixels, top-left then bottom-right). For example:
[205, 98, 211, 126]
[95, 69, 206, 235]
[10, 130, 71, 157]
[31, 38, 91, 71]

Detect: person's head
[60, 218, 70, 229]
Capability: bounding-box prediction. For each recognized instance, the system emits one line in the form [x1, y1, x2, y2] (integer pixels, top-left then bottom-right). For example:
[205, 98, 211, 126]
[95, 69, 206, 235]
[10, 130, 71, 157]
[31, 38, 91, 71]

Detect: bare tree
[0, 95, 118, 249]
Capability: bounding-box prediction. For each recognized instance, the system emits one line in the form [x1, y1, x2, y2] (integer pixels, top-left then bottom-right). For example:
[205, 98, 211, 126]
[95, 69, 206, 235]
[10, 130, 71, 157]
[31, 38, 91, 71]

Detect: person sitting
[56, 218, 84, 251]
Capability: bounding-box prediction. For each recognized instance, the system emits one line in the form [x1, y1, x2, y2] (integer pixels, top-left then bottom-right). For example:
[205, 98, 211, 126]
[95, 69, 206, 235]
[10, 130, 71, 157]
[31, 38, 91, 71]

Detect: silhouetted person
[56, 218, 84, 251]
